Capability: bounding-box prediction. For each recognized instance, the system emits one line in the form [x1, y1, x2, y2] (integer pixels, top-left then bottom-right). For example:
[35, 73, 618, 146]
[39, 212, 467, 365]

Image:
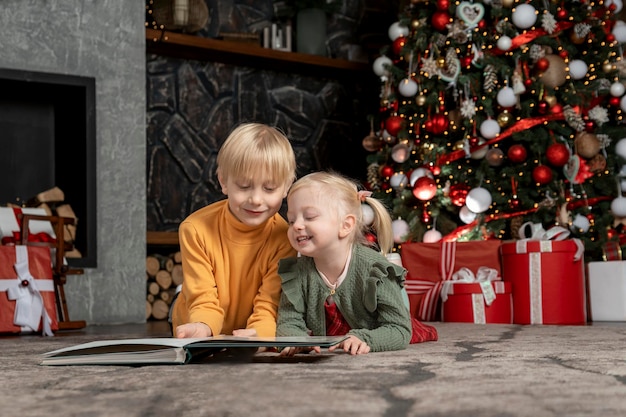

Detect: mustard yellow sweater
[171, 200, 296, 337]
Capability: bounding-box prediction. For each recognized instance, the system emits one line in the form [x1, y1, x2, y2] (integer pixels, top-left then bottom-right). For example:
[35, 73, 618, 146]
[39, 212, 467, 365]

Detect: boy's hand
[328, 335, 370, 355]
[175, 322, 212, 338]
[232, 328, 257, 337]
[279, 346, 321, 357]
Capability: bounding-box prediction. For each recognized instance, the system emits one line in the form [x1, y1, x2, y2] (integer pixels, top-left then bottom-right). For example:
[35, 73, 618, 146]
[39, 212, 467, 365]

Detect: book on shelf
[40, 335, 348, 366]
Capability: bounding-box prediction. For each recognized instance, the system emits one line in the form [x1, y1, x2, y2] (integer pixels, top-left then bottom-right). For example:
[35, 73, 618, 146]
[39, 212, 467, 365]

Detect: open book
[40, 335, 348, 366]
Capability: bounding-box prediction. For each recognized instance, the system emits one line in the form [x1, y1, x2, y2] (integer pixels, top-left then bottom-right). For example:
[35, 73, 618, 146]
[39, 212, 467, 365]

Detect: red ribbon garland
[490, 22, 574, 56]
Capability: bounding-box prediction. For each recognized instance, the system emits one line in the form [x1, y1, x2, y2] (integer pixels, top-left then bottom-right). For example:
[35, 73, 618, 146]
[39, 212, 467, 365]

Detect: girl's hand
[329, 335, 370, 355]
[279, 346, 321, 357]
[232, 328, 257, 337]
[175, 322, 212, 338]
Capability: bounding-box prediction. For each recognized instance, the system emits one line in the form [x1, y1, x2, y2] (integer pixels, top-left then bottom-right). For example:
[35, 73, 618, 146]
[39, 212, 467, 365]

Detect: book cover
[40, 335, 348, 366]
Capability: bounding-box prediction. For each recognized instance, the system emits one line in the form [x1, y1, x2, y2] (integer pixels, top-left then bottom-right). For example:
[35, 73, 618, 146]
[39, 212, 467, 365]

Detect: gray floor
[2, 321, 626, 417]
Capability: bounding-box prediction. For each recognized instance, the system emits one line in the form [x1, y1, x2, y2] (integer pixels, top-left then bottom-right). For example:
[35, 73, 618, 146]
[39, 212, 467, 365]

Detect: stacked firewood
[146, 251, 183, 320]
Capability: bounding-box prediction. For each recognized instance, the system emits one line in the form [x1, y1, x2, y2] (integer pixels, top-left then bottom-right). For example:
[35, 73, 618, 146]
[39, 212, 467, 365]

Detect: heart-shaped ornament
[456, 2, 485, 28]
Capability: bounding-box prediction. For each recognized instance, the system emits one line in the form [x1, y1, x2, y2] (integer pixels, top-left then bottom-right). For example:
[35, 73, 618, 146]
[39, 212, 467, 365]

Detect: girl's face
[286, 187, 347, 257]
[219, 173, 287, 227]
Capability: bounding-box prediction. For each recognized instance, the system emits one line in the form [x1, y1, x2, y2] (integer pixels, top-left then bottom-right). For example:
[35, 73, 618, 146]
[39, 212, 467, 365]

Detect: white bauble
[398, 78, 418, 97]
[388, 21, 409, 41]
[611, 197, 626, 217]
[391, 142, 410, 163]
[465, 187, 492, 213]
[497, 35, 512, 51]
[423, 229, 443, 243]
[621, 95, 626, 112]
[512, 4, 537, 29]
[620, 179, 626, 192]
[479, 119, 501, 139]
[568, 59, 588, 80]
[615, 138, 626, 159]
[571, 214, 590, 233]
[373, 56, 393, 77]
[611, 82, 626, 97]
[409, 167, 433, 186]
[389, 172, 408, 190]
[496, 86, 517, 107]
[459, 206, 477, 224]
[392, 219, 410, 243]
[470, 139, 488, 159]
[613, 23, 626, 43]
[361, 204, 375, 226]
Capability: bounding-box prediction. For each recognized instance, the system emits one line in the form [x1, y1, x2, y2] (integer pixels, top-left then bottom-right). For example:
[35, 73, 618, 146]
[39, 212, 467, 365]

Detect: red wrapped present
[500, 224, 586, 325]
[402, 240, 502, 321]
[440, 267, 513, 324]
[0, 207, 56, 245]
[0, 245, 57, 335]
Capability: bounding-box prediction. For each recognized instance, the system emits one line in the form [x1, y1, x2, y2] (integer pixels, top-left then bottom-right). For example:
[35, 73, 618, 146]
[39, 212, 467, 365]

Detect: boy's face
[219, 174, 288, 227]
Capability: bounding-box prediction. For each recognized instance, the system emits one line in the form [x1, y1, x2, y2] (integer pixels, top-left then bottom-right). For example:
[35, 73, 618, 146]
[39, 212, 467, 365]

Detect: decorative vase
[296, 8, 327, 56]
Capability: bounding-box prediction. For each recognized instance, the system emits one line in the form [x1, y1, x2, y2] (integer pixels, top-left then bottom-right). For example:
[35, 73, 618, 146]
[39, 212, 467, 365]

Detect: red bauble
[558, 50, 569, 59]
[436, 0, 449, 10]
[537, 101, 548, 114]
[546, 143, 570, 167]
[385, 115, 404, 136]
[535, 57, 550, 72]
[556, 9, 567, 20]
[425, 113, 449, 134]
[550, 103, 564, 114]
[585, 120, 595, 132]
[413, 176, 437, 201]
[448, 183, 470, 207]
[607, 33, 616, 43]
[430, 165, 441, 176]
[422, 210, 432, 224]
[509, 197, 520, 209]
[392, 36, 407, 56]
[610, 96, 621, 107]
[477, 20, 486, 30]
[532, 165, 553, 185]
[607, 229, 617, 239]
[380, 165, 395, 178]
[507, 144, 528, 163]
[461, 56, 472, 68]
[365, 232, 377, 244]
[431, 11, 451, 32]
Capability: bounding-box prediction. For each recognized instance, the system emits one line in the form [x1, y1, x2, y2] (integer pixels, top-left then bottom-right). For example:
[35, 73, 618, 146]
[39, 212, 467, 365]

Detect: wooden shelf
[147, 231, 179, 246]
[146, 29, 371, 78]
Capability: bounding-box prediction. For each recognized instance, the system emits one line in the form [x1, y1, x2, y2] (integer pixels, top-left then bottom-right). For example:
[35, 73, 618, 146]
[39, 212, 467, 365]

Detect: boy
[171, 123, 297, 338]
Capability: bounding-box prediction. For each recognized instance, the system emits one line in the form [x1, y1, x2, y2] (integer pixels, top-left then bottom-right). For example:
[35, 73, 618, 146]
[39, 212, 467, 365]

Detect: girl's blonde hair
[217, 123, 296, 188]
[288, 171, 394, 254]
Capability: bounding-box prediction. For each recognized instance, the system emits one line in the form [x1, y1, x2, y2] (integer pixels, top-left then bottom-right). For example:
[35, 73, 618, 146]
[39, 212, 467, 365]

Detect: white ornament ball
[389, 172, 408, 190]
[568, 60, 588, 80]
[361, 204, 375, 226]
[459, 206, 477, 224]
[615, 138, 626, 159]
[611, 82, 626, 97]
[479, 119, 501, 139]
[571, 214, 590, 233]
[409, 167, 433, 186]
[496, 86, 517, 107]
[621, 95, 626, 112]
[423, 229, 442, 243]
[470, 139, 488, 159]
[388, 21, 409, 41]
[612, 197, 626, 217]
[392, 219, 410, 243]
[398, 78, 418, 97]
[373, 56, 393, 77]
[497, 35, 512, 51]
[391, 142, 410, 163]
[613, 23, 626, 43]
[465, 187, 492, 213]
[620, 179, 626, 192]
[512, 4, 537, 29]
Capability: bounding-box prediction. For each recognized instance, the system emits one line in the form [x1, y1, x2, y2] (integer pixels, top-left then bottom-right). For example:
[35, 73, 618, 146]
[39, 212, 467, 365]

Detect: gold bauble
[570, 32, 586, 45]
[497, 111, 512, 127]
[574, 131, 601, 159]
[362, 134, 382, 152]
[501, 0, 514, 7]
[453, 140, 466, 151]
[411, 19, 421, 30]
[544, 95, 557, 107]
[486, 148, 504, 167]
[539, 54, 567, 89]
[436, 57, 446, 68]
[416, 95, 427, 106]
[603, 62, 616, 73]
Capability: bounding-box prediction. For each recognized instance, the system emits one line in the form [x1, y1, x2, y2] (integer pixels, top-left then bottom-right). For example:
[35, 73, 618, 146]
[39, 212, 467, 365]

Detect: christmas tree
[365, 0, 626, 261]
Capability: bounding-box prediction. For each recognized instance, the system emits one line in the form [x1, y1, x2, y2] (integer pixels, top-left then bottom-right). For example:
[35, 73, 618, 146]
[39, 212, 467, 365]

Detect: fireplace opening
[0, 68, 97, 268]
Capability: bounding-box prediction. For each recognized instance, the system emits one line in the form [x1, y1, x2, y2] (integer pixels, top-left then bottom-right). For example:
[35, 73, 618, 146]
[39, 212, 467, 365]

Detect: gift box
[402, 240, 502, 321]
[587, 261, 626, 321]
[500, 239, 586, 325]
[0, 245, 57, 335]
[0, 207, 56, 245]
[440, 269, 513, 324]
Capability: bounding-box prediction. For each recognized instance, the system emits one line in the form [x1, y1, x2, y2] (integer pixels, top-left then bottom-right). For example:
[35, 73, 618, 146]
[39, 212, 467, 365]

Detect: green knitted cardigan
[276, 244, 412, 352]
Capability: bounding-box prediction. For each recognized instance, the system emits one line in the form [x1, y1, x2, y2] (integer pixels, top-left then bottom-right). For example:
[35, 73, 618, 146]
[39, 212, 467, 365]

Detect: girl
[277, 172, 437, 355]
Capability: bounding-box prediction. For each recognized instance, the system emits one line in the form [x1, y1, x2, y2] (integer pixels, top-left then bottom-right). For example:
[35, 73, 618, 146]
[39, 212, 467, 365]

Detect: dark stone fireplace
[0, 68, 97, 267]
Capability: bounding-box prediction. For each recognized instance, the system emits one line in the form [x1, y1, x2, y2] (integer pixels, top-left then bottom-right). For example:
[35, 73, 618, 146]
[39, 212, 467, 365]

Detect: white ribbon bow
[518, 222, 584, 261]
[6, 246, 53, 336]
[441, 266, 500, 305]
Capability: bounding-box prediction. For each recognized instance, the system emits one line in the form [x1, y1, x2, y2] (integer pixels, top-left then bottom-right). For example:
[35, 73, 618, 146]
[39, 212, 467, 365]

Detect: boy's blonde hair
[288, 171, 394, 254]
[217, 123, 296, 188]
